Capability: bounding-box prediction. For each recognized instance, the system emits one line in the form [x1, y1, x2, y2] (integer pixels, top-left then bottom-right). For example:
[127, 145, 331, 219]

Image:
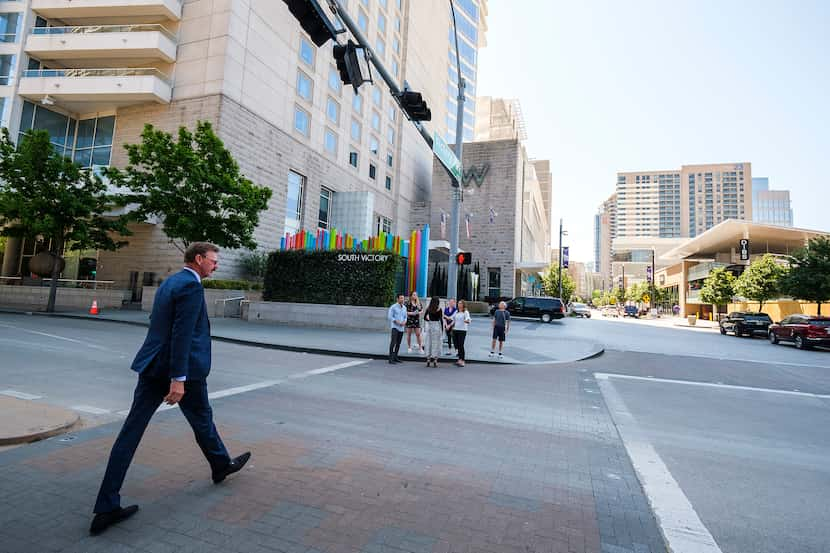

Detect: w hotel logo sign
[462, 164, 490, 188]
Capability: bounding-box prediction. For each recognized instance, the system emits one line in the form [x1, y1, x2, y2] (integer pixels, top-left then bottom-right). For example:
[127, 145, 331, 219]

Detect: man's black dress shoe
[90, 505, 139, 535]
[213, 451, 251, 484]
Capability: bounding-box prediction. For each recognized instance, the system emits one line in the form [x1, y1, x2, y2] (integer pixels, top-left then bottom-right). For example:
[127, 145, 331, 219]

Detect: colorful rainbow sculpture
[279, 225, 431, 297]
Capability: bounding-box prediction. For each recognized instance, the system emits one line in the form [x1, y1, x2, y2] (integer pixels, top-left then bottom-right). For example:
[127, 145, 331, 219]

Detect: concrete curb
[1, 309, 605, 365]
[0, 396, 80, 446]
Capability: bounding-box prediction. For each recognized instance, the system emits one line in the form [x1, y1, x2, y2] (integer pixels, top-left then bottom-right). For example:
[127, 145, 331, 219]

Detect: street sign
[646, 266, 653, 283]
[643, 294, 650, 303]
[433, 132, 462, 184]
[739, 238, 750, 261]
[562, 247, 569, 269]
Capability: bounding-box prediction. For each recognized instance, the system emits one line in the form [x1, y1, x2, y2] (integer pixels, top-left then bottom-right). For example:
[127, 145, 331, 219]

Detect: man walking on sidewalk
[388, 294, 407, 363]
[489, 301, 511, 359]
[90, 242, 251, 535]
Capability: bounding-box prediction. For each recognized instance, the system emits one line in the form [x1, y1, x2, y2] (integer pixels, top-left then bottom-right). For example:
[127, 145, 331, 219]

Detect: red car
[768, 315, 830, 349]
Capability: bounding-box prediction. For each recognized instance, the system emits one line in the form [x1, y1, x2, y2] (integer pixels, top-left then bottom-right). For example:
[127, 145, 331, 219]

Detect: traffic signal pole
[447, 0, 466, 301]
[327, 0, 434, 150]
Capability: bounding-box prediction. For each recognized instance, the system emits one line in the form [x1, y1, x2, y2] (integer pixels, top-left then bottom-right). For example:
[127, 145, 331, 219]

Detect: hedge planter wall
[264, 250, 400, 307]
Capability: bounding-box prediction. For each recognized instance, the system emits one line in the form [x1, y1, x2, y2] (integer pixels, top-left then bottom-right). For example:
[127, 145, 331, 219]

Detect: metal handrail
[0, 276, 115, 289]
[22, 67, 172, 84]
[213, 296, 246, 318]
[31, 24, 176, 41]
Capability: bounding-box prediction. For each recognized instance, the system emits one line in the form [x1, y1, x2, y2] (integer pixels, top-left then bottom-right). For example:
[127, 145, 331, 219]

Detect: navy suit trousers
[93, 375, 231, 513]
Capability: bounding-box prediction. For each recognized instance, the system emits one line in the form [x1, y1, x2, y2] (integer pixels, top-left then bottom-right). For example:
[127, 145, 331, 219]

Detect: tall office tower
[595, 193, 617, 287]
[752, 177, 794, 227]
[446, 0, 488, 145]
[615, 162, 752, 240]
[0, 1, 488, 292]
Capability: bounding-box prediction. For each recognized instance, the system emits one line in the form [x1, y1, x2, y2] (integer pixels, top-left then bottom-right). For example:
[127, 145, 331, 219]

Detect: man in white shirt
[388, 294, 407, 363]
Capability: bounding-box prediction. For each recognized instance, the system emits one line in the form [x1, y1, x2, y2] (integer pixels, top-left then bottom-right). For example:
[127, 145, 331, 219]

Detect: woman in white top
[452, 300, 472, 366]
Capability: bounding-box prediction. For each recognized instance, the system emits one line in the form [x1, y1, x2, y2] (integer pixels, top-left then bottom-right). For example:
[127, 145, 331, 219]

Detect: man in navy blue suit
[90, 242, 251, 535]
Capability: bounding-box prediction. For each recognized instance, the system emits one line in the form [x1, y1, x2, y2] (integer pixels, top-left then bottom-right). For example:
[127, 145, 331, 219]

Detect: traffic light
[282, 0, 338, 47]
[455, 252, 471, 265]
[333, 40, 372, 92]
[398, 91, 431, 121]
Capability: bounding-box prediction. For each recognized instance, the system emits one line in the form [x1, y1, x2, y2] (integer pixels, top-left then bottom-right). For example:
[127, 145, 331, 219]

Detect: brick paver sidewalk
[0, 359, 665, 553]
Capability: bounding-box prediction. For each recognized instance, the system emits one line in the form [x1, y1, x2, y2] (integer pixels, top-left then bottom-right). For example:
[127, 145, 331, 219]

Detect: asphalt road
[1, 311, 829, 552]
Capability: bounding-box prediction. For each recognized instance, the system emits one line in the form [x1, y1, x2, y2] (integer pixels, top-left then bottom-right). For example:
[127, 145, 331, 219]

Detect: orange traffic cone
[89, 300, 99, 315]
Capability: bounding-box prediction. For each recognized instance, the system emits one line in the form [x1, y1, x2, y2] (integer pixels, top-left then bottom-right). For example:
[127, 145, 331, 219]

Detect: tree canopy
[0, 129, 131, 311]
[105, 121, 272, 253]
[542, 265, 576, 303]
[699, 267, 736, 307]
[782, 236, 830, 315]
[733, 254, 787, 311]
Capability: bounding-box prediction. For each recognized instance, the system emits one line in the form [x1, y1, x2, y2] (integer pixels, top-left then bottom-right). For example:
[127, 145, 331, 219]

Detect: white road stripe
[0, 389, 43, 400]
[594, 373, 830, 399]
[72, 405, 111, 415]
[116, 359, 369, 416]
[598, 377, 723, 553]
[0, 322, 118, 353]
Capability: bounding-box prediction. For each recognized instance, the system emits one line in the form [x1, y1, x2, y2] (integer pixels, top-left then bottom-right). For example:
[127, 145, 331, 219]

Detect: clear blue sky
[477, 0, 830, 264]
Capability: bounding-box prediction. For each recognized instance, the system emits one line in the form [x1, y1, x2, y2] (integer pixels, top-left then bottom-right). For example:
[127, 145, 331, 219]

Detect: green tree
[0, 129, 131, 312]
[239, 250, 269, 282]
[699, 267, 736, 313]
[782, 236, 830, 315]
[626, 282, 650, 303]
[733, 254, 787, 312]
[105, 121, 272, 253]
[542, 265, 576, 303]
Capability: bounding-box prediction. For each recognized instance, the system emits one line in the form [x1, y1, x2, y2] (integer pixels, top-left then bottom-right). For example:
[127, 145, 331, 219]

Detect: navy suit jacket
[131, 269, 211, 381]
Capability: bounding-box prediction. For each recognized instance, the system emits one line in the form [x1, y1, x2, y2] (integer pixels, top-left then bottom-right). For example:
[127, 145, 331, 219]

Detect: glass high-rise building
[446, 0, 488, 145]
[752, 177, 794, 227]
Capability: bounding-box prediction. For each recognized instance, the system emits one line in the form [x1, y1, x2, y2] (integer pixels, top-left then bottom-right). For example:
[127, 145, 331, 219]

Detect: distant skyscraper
[616, 162, 752, 239]
[595, 193, 617, 288]
[752, 177, 793, 227]
[446, 0, 489, 145]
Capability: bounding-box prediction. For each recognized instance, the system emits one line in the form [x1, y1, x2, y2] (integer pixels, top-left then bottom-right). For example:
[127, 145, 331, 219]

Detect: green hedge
[264, 250, 399, 307]
[202, 279, 262, 291]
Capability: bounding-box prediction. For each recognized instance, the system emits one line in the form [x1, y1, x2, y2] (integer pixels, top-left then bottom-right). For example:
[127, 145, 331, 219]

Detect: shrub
[263, 250, 399, 307]
[202, 279, 254, 290]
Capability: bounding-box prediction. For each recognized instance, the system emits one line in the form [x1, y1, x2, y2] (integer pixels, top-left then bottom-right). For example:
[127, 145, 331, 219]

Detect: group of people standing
[388, 292, 471, 367]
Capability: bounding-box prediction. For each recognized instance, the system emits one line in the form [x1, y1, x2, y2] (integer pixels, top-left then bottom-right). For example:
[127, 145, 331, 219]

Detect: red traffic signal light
[455, 252, 471, 265]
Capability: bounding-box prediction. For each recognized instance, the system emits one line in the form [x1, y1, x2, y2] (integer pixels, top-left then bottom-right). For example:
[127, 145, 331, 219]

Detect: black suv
[719, 311, 773, 337]
[490, 296, 565, 323]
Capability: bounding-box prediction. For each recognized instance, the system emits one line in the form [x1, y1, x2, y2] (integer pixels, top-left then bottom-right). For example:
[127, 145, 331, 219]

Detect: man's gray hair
[499, 301, 507, 308]
[184, 242, 219, 263]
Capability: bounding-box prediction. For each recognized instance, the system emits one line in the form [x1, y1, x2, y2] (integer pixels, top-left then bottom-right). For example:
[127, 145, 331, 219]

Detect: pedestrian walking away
[490, 301, 511, 359]
[90, 242, 251, 536]
[452, 300, 472, 367]
[388, 294, 407, 364]
[405, 291, 425, 354]
[423, 296, 443, 367]
[443, 298, 457, 355]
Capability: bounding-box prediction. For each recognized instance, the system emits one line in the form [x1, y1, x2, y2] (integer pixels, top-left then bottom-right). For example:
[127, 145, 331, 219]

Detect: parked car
[719, 312, 772, 337]
[768, 315, 830, 349]
[490, 296, 565, 323]
[569, 302, 591, 318]
[623, 305, 639, 318]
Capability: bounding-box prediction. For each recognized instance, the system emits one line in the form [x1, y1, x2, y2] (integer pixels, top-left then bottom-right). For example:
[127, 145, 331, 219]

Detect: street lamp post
[557, 218, 567, 299]
[446, 0, 466, 301]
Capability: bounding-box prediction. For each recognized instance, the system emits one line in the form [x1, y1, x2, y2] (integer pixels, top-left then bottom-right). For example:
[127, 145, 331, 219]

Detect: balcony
[30, 0, 182, 23]
[18, 67, 172, 112]
[26, 25, 177, 67]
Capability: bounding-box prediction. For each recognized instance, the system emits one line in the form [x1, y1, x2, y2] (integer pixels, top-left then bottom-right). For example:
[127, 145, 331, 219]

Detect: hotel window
[391, 59, 399, 77]
[394, 16, 401, 32]
[385, 175, 392, 191]
[299, 36, 315, 67]
[388, 104, 396, 121]
[371, 110, 381, 131]
[372, 87, 382, 107]
[0, 54, 14, 85]
[387, 126, 394, 145]
[369, 163, 377, 180]
[296, 70, 313, 101]
[318, 187, 333, 229]
[361, 0, 369, 5]
[328, 66, 341, 93]
[392, 36, 400, 54]
[352, 92, 363, 114]
[73, 115, 115, 168]
[376, 215, 392, 234]
[285, 171, 305, 236]
[378, 13, 386, 33]
[350, 119, 362, 142]
[387, 152, 393, 167]
[326, 97, 340, 124]
[349, 151, 359, 167]
[369, 136, 379, 155]
[379, 0, 387, 8]
[294, 106, 310, 136]
[358, 10, 368, 32]
[375, 37, 386, 57]
[0, 13, 21, 43]
[324, 128, 338, 155]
